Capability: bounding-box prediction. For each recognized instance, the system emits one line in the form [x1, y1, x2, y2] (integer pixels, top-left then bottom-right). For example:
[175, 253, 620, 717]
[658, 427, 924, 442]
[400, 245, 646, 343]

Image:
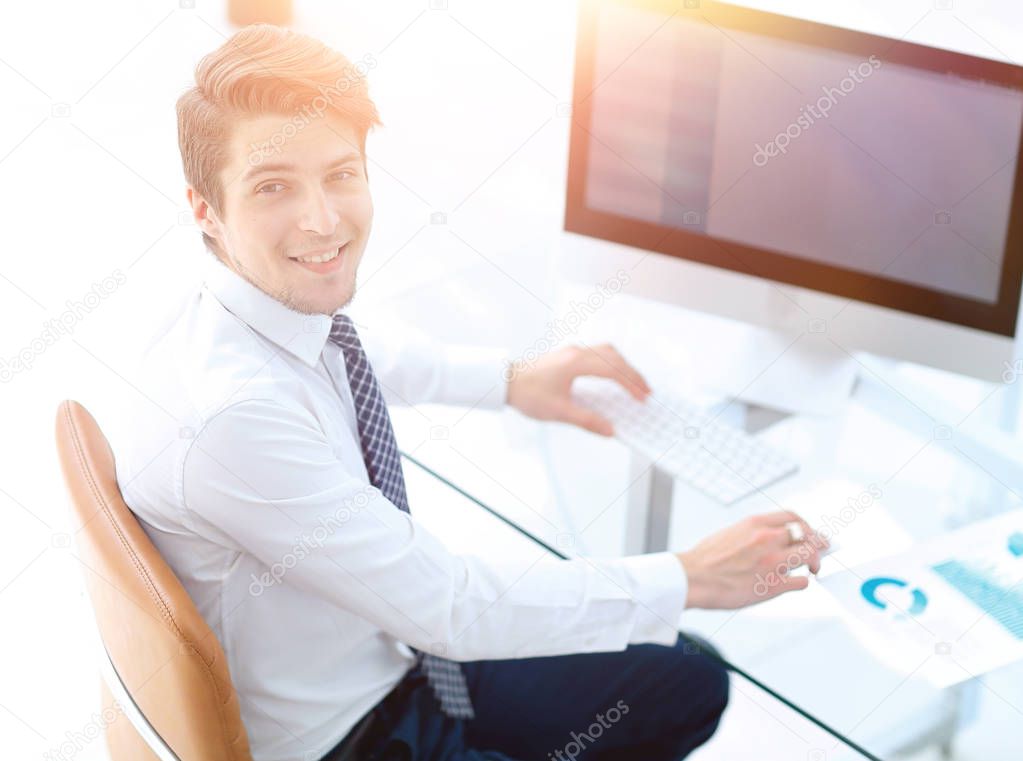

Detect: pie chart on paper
[860, 576, 929, 617]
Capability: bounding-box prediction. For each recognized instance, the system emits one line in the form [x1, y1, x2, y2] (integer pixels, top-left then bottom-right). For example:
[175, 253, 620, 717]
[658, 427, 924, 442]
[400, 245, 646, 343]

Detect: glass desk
[391, 366, 1023, 761]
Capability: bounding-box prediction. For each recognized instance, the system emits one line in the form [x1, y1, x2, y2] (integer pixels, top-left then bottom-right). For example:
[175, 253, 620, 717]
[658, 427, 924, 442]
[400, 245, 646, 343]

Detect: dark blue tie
[328, 313, 475, 720]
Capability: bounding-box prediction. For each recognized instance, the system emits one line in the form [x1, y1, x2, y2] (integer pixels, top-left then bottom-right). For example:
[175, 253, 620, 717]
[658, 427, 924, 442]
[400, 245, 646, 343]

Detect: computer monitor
[561, 0, 1023, 396]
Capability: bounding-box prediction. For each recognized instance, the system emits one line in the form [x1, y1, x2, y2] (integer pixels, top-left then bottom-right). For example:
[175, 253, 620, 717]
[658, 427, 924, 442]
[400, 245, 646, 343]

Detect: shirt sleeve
[355, 316, 510, 410]
[181, 398, 688, 661]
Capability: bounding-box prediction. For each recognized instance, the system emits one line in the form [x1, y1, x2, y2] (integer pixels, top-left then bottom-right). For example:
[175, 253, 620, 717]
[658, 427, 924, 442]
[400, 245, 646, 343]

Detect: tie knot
[328, 313, 362, 353]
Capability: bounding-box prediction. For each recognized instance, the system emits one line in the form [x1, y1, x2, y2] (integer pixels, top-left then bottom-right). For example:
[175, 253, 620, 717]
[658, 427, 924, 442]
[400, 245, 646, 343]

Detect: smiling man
[113, 24, 826, 761]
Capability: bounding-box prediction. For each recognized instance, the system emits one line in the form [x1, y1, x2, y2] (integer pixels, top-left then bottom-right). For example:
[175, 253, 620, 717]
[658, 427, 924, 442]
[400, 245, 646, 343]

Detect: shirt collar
[201, 255, 335, 368]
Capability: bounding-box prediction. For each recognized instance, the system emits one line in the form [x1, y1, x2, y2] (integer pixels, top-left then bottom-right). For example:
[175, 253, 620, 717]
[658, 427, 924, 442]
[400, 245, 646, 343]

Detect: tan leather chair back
[55, 400, 252, 761]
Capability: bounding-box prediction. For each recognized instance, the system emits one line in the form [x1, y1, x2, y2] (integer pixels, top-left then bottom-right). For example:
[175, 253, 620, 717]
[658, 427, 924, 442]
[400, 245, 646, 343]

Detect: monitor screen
[566, 0, 1023, 336]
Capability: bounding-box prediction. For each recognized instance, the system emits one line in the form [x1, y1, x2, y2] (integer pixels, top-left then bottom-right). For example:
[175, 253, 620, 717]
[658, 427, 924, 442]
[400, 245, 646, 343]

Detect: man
[114, 23, 826, 761]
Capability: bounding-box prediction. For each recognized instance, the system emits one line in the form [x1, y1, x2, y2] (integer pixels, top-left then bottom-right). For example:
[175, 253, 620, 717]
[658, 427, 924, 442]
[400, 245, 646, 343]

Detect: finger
[578, 344, 651, 400]
[773, 537, 823, 574]
[796, 519, 829, 552]
[600, 345, 652, 398]
[757, 511, 829, 551]
[559, 402, 614, 436]
[791, 540, 822, 575]
[756, 510, 806, 527]
[777, 575, 810, 595]
[767, 531, 823, 575]
[754, 571, 809, 604]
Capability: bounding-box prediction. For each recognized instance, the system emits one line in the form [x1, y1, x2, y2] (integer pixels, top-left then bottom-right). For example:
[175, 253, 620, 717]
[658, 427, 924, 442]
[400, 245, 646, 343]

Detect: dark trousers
[326, 633, 730, 761]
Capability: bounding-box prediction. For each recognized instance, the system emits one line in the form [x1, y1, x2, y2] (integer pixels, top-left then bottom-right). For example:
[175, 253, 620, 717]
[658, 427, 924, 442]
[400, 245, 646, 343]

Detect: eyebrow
[242, 152, 363, 182]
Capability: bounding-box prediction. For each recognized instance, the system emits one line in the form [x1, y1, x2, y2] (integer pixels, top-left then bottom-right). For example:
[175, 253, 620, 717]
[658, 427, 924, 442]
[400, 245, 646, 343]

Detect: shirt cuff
[440, 344, 511, 410]
[617, 551, 689, 646]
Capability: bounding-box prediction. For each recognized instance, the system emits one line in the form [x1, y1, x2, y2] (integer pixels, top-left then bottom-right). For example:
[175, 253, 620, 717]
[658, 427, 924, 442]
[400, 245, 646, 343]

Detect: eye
[256, 182, 286, 194]
[330, 169, 356, 182]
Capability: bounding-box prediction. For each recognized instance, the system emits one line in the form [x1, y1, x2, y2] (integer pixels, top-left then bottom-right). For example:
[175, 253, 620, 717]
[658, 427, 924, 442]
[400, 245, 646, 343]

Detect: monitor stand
[708, 324, 860, 418]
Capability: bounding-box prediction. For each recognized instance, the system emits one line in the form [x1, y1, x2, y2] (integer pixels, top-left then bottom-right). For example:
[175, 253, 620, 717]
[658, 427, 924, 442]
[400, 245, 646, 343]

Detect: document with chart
[818, 510, 1023, 686]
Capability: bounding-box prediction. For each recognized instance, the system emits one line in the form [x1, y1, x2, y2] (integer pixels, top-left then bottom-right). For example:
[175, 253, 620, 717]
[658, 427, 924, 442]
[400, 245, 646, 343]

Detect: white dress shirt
[108, 254, 689, 761]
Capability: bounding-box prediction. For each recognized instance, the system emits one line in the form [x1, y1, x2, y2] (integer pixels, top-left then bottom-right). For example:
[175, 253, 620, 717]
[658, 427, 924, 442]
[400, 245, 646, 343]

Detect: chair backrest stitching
[61, 402, 245, 758]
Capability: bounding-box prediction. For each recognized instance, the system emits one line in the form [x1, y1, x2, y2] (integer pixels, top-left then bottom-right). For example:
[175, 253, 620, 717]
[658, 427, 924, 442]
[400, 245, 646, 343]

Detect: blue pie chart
[860, 576, 928, 616]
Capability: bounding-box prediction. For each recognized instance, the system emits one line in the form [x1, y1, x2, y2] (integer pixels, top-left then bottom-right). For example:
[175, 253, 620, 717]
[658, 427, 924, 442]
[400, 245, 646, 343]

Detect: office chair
[55, 400, 252, 761]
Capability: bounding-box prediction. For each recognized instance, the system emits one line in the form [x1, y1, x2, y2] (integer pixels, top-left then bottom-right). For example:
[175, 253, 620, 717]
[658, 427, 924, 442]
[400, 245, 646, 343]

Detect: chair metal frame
[96, 630, 181, 761]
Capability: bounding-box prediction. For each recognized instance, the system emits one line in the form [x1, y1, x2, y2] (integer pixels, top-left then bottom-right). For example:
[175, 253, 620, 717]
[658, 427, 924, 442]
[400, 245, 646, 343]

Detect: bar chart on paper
[932, 538, 1023, 641]
[819, 514, 1023, 686]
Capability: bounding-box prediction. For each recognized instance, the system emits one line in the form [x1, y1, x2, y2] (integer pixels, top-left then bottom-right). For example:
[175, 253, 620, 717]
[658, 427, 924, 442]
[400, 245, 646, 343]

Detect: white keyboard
[572, 378, 798, 505]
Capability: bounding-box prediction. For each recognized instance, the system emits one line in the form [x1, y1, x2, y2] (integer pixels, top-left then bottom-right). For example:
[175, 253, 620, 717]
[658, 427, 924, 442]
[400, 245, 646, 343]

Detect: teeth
[295, 246, 341, 264]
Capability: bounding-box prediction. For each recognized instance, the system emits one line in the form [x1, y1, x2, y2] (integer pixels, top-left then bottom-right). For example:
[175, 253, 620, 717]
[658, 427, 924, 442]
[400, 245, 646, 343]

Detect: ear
[186, 186, 223, 241]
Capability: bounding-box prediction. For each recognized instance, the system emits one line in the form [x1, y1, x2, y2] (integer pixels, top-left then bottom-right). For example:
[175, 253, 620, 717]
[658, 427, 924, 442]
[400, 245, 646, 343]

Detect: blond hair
[176, 24, 381, 253]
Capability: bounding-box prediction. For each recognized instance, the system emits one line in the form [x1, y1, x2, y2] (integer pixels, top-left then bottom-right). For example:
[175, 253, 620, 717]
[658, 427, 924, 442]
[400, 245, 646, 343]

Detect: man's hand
[506, 344, 650, 436]
[677, 511, 828, 609]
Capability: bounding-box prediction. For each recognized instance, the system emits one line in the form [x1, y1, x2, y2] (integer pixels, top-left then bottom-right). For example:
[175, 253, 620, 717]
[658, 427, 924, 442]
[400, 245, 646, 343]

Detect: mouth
[289, 242, 349, 274]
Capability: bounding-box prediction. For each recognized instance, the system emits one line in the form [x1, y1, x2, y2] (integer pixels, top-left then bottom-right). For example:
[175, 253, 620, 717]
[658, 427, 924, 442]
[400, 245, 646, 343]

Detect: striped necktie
[328, 313, 475, 720]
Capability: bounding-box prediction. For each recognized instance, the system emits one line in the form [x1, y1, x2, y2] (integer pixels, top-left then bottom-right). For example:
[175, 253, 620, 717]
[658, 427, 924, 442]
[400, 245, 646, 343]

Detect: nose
[298, 186, 341, 236]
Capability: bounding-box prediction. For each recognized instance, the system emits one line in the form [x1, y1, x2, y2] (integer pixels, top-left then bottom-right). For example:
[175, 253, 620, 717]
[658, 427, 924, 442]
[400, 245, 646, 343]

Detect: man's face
[194, 113, 373, 315]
